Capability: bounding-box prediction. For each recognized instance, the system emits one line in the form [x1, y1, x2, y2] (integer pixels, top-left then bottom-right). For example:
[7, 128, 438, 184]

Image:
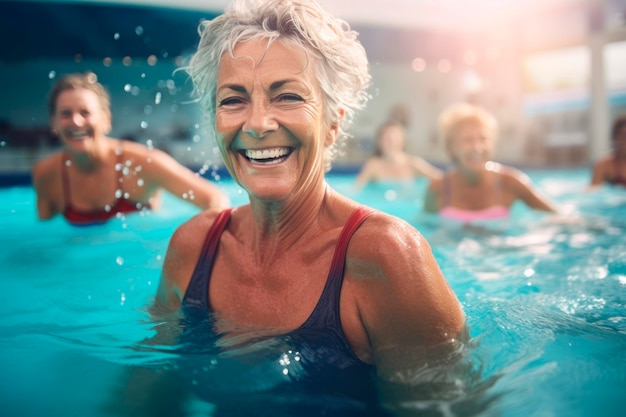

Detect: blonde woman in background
[424, 102, 557, 223]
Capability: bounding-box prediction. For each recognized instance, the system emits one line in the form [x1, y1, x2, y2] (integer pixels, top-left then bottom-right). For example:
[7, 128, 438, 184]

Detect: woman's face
[448, 120, 492, 171]
[378, 124, 405, 155]
[215, 39, 337, 201]
[51, 88, 111, 154]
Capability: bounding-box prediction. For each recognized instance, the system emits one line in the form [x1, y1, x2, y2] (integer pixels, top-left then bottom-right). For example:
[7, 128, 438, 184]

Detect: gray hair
[185, 0, 371, 168]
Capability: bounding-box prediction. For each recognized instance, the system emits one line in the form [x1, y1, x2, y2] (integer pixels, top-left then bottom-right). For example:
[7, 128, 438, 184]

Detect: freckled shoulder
[345, 211, 433, 282]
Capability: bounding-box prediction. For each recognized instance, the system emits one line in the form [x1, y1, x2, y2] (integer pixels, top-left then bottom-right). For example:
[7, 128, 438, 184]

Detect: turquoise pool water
[0, 169, 624, 416]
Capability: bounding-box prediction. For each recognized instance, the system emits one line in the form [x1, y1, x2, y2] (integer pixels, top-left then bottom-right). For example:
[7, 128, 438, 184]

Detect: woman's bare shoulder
[169, 208, 225, 248]
[348, 210, 432, 272]
[32, 152, 62, 183]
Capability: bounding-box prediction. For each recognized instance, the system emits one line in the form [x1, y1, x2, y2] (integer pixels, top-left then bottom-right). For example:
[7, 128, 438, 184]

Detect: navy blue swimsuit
[177, 206, 391, 416]
[182, 206, 374, 370]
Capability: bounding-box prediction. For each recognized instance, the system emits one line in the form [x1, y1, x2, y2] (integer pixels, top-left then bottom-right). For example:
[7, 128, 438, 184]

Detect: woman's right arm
[32, 158, 58, 220]
[422, 179, 442, 213]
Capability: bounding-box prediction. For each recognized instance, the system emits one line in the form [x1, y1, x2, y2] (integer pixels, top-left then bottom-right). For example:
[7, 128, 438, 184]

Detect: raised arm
[140, 147, 230, 211]
[422, 178, 443, 213]
[32, 157, 60, 220]
[410, 156, 443, 181]
[353, 159, 377, 190]
[505, 168, 558, 213]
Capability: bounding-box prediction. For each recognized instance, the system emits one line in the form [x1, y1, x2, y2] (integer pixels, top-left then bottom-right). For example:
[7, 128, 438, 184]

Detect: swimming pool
[0, 169, 624, 417]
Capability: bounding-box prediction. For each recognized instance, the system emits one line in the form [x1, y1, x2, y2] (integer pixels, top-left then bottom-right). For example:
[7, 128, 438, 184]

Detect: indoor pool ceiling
[0, 0, 614, 63]
[23, 0, 597, 30]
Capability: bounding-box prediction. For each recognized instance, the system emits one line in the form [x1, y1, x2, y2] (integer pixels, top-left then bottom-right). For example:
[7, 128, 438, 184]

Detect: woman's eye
[278, 94, 302, 102]
[219, 97, 244, 106]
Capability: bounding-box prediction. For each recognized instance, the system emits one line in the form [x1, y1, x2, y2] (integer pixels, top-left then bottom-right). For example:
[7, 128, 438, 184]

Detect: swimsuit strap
[183, 208, 234, 309]
[299, 206, 375, 330]
[61, 153, 72, 207]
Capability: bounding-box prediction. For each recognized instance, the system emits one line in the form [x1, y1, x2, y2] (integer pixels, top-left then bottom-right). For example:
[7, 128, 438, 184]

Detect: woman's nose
[243, 100, 278, 139]
[70, 113, 85, 126]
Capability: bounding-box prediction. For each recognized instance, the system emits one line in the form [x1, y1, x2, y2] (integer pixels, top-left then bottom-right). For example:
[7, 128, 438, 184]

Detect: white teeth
[69, 131, 88, 139]
[245, 147, 290, 160]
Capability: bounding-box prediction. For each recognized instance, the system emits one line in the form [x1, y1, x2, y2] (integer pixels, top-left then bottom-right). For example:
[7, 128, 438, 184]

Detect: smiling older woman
[155, 0, 467, 408]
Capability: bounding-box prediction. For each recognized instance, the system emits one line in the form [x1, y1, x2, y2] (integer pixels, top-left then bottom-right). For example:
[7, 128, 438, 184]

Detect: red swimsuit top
[61, 152, 149, 226]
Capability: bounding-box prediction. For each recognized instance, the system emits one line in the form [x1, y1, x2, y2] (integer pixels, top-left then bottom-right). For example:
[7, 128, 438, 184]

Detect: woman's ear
[325, 108, 345, 147]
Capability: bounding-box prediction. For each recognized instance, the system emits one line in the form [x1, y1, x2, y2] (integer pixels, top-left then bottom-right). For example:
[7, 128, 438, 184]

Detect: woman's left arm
[506, 168, 558, 213]
[348, 214, 467, 378]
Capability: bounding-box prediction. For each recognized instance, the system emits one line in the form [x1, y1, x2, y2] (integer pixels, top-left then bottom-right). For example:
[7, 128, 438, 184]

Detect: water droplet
[116, 256, 124, 266]
[123, 83, 132, 92]
[123, 192, 130, 199]
[115, 189, 122, 198]
[135, 26, 144, 36]
[65, 159, 72, 166]
[48, 71, 56, 79]
[140, 121, 148, 129]
[146, 139, 153, 149]
[115, 163, 122, 171]
[104, 204, 111, 212]
[137, 178, 144, 186]
[155, 92, 161, 105]
[113, 33, 120, 40]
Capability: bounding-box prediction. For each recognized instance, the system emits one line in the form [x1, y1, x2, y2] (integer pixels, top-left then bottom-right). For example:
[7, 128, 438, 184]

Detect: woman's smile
[241, 146, 294, 166]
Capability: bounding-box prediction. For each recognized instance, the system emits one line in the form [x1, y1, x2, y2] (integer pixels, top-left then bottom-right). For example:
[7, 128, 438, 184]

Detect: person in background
[590, 114, 626, 188]
[152, 0, 467, 413]
[424, 102, 558, 223]
[32, 72, 229, 226]
[353, 119, 442, 190]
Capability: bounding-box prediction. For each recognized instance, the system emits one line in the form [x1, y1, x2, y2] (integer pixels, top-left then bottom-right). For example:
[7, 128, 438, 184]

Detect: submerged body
[157, 0, 466, 397]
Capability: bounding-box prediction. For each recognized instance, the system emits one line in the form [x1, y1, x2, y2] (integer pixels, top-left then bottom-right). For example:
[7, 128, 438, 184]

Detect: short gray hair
[185, 0, 371, 168]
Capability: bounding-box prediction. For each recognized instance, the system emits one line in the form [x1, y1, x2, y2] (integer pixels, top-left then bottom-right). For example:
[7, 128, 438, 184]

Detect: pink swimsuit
[439, 174, 510, 223]
[440, 205, 509, 223]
